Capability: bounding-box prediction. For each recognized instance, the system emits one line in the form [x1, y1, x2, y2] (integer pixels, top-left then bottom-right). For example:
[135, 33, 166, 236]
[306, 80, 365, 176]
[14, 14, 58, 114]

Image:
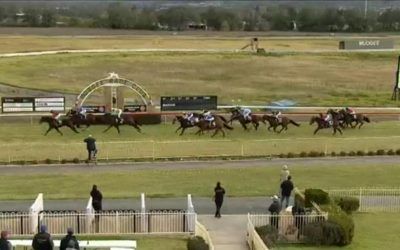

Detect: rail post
[241, 142, 245, 156]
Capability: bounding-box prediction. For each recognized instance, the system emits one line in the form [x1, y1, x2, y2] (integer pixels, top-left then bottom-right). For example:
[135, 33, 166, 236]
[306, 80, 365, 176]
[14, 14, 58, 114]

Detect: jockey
[183, 112, 195, 124]
[240, 107, 252, 121]
[345, 107, 356, 119]
[203, 110, 215, 126]
[273, 111, 282, 123]
[50, 110, 62, 125]
[324, 113, 333, 126]
[76, 105, 87, 119]
[111, 107, 123, 124]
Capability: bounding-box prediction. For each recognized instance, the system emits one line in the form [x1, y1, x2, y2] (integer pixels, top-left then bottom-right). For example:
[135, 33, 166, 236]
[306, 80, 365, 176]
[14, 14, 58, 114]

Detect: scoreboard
[1, 97, 65, 113]
[160, 96, 217, 111]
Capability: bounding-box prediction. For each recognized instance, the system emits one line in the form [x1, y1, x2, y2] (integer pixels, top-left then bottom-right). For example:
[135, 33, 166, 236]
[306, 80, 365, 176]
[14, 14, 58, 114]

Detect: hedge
[335, 197, 360, 214]
[255, 225, 278, 248]
[304, 189, 330, 207]
[187, 236, 209, 250]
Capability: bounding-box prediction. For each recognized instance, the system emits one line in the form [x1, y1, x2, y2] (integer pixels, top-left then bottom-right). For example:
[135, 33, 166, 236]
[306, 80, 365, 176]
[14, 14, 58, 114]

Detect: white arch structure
[76, 73, 152, 106]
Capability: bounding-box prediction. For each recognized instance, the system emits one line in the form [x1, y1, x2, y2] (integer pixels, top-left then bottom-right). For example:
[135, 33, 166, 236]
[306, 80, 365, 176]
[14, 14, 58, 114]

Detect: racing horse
[338, 109, 370, 129]
[172, 114, 201, 136]
[309, 115, 342, 135]
[263, 115, 300, 133]
[195, 115, 233, 137]
[39, 116, 80, 136]
[228, 109, 266, 131]
[84, 113, 142, 134]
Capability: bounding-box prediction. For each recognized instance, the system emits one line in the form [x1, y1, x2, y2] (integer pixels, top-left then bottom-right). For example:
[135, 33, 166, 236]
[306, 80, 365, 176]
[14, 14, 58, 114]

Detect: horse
[84, 113, 141, 134]
[338, 109, 370, 129]
[263, 115, 300, 133]
[172, 115, 200, 135]
[309, 115, 342, 135]
[39, 116, 80, 136]
[228, 109, 265, 130]
[194, 115, 233, 137]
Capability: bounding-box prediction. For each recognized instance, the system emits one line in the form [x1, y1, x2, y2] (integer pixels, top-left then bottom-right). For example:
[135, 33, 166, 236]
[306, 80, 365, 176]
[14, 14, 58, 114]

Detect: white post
[359, 188, 363, 212]
[241, 143, 244, 156]
[187, 194, 195, 233]
[29, 193, 44, 234]
[85, 197, 95, 233]
[152, 141, 155, 160]
[141, 193, 146, 232]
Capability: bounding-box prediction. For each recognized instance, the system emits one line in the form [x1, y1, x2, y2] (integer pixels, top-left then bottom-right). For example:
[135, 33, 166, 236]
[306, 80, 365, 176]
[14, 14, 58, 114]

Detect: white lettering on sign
[359, 40, 380, 46]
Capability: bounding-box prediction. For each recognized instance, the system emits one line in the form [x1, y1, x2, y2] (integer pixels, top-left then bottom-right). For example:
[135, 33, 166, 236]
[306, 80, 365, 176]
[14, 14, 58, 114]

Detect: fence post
[359, 187, 363, 212]
[324, 143, 328, 156]
[152, 141, 155, 160]
[141, 193, 146, 233]
[241, 142, 244, 156]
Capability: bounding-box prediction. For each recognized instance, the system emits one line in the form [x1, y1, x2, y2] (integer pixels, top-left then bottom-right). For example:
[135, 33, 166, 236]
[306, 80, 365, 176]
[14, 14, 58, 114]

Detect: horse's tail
[363, 116, 370, 123]
[290, 120, 300, 127]
[223, 123, 234, 130]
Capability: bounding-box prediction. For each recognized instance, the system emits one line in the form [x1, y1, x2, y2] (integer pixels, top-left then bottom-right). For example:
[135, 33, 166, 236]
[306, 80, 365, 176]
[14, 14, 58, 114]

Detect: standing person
[32, 225, 54, 250]
[60, 228, 79, 250]
[268, 195, 281, 230]
[213, 182, 225, 218]
[83, 135, 97, 162]
[91, 185, 103, 232]
[279, 165, 290, 195]
[0, 231, 12, 250]
[280, 176, 294, 208]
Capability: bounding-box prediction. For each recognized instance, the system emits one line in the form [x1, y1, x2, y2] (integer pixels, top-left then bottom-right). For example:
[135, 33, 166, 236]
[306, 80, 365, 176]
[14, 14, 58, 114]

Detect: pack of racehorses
[39, 108, 370, 136]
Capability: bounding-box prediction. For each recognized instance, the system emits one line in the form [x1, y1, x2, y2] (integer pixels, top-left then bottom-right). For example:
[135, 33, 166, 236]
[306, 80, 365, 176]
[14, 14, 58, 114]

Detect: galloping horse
[172, 115, 200, 135]
[310, 115, 342, 135]
[39, 116, 80, 136]
[263, 115, 300, 133]
[85, 113, 141, 134]
[195, 115, 233, 137]
[229, 109, 265, 131]
[338, 109, 370, 129]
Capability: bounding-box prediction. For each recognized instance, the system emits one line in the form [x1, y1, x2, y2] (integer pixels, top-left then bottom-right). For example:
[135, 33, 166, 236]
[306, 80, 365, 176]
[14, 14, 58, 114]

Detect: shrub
[61, 159, 68, 164]
[348, 151, 356, 156]
[72, 158, 80, 164]
[286, 152, 295, 158]
[299, 151, 308, 157]
[304, 189, 330, 207]
[387, 149, 395, 155]
[14, 160, 26, 165]
[278, 153, 285, 158]
[376, 149, 385, 155]
[187, 236, 209, 250]
[339, 151, 347, 156]
[319, 152, 325, 157]
[335, 197, 360, 214]
[331, 151, 337, 157]
[396, 149, 400, 155]
[255, 225, 278, 248]
[295, 192, 306, 207]
[325, 205, 355, 246]
[367, 150, 376, 156]
[44, 159, 52, 164]
[356, 150, 365, 156]
[308, 151, 320, 157]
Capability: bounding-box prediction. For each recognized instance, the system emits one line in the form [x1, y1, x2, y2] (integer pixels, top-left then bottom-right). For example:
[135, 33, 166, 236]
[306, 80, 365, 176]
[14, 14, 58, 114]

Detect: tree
[41, 9, 56, 27]
[107, 3, 135, 29]
[158, 7, 198, 30]
[24, 8, 40, 27]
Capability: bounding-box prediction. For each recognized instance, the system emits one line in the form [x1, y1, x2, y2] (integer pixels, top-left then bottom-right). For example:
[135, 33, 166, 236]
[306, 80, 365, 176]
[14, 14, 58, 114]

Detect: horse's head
[309, 116, 316, 125]
[39, 116, 50, 124]
[172, 116, 180, 124]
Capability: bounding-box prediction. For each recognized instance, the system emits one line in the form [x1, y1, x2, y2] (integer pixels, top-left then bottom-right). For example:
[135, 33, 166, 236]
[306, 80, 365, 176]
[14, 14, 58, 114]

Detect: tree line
[1, 3, 400, 32]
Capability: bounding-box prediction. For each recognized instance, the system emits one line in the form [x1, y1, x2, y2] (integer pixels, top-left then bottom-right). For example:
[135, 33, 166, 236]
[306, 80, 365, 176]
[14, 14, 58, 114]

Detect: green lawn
[277, 213, 400, 250]
[1, 121, 400, 162]
[1, 164, 399, 200]
[0, 51, 398, 106]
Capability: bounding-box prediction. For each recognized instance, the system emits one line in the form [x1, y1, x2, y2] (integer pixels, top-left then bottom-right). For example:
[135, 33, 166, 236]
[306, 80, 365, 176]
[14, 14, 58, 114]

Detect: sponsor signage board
[339, 39, 394, 50]
[1, 97, 65, 113]
[161, 96, 217, 111]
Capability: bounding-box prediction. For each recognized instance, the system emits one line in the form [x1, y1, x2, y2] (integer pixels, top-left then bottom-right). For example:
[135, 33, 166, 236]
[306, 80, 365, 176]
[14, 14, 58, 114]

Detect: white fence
[0, 211, 196, 236]
[328, 188, 400, 212]
[249, 213, 328, 243]
[247, 214, 269, 250]
[195, 220, 214, 250]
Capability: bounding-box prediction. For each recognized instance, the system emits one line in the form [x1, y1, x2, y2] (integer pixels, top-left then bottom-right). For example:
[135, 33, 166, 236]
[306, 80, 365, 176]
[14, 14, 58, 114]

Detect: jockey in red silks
[345, 107, 356, 119]
[50, 110, 62, 125]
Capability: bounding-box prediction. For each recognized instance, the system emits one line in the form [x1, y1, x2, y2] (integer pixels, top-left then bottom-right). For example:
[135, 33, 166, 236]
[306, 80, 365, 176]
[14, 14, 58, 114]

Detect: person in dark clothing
[0, 231, 12, 250]
[268, 195, 281, 230]
[90, 185, 103, 233]
[280, 175, 294, 208]
[83, 135, 97, 161]
[213, 182, 225, 218]
[60, 228, 79, 250]
[32, 225, 54, 250]
[292, 201, 306, 238]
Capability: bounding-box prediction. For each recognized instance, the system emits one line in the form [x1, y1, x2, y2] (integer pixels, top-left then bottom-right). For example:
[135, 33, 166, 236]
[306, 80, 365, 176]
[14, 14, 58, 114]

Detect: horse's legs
[254, 121, 259, 130]
[175, 126, 182, 133]
[278, 126, 285, 133]
[241, 122, 248, 131]
[313, 127, 320, 135]
[195, 129, 202, 136]
[54, 127, 63, 136]
[131, 123, 141, 133]
[44, 126, 52, 136]
[358, 121, 363, 129]
[69, 125, 79, 134]
[103, 125, 113, 133]
[211, 129, 219, 137]
[115, 125, 121, 134]
[221, 128, 225, 137]
[179, 127, 186, 136]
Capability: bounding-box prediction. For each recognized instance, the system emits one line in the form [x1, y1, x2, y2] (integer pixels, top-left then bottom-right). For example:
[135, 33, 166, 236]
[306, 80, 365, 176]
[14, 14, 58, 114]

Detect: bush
[387, 149, 395, 155]
[308, 151, 320, 157]
[331, 151, 337, 157]
[356, 150, 365, 156]
[295, 192, 306, 207]
[367, 150, 376, 156]
[396, 149, 400, 155]
[348, 151, 356, 156]
[376, 149, 385, 155]
[339, 151, 347, 156]
[304, 189, 330, 207]
[319, 152, 325, 157]
[325, 206, 355, 246]
[278, 153, 286, 158]
[61, 159, 68, 164]
[31, 160, 39, 165]
[299, 151, 308, 157]
[44, 158, 52, 164]
[187, 236, 209, 250]
[255, 225, 278, 248]
[335, 197, 360, 214]
[72, 158, 80, 164]
[286, 152, 295, 158]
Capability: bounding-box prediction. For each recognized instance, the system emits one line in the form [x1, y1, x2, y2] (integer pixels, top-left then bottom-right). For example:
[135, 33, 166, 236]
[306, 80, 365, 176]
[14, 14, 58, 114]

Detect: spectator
[32, 225, 54, 250]
[213, 182, 225, 218]
[292, 201, 306, 238]
[60, 228, 79, 250]
[83, 135, 97, 161]
[90, 185, 103, 212]
[268, 195, 281, 230]
[0, 231, 12, 250]
[281, 176, 294, 208]
[280, 165, 290, 183]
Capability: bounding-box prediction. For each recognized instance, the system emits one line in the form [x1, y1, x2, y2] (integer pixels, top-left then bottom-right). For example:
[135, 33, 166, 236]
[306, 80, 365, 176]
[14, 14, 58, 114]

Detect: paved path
[0, 156, 399, 174]
[198, 215, 248, 250]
